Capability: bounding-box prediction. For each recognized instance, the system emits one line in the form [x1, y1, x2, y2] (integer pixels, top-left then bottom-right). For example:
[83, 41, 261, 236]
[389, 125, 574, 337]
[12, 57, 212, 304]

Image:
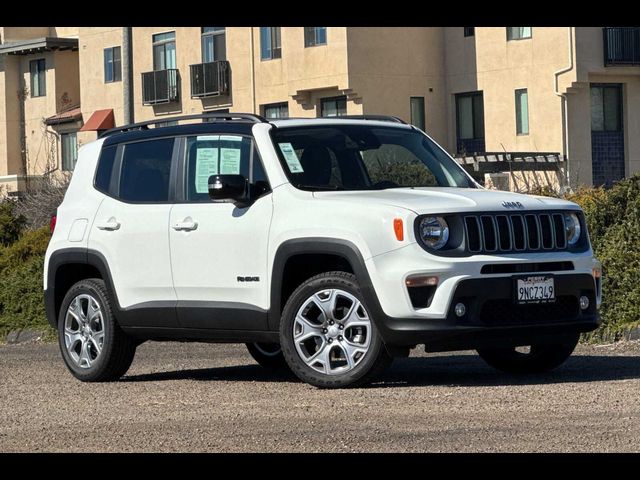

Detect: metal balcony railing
[141, 69, 180, 105]
[190, 61, 230, 98]
[603, 27, 640, 66]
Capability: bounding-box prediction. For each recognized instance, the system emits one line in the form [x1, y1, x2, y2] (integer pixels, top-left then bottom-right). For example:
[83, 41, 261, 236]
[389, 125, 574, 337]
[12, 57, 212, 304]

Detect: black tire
[477, 333, 580, 374]
[57, 278, 136, 382]
[279, 271, 392, 388]
[245, 342, 289, 370]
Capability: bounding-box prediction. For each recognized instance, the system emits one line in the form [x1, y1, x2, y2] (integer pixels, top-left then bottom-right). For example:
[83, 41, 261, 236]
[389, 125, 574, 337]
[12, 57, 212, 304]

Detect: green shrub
[0, 201, 26, 247]
[0, 227, 52, 339]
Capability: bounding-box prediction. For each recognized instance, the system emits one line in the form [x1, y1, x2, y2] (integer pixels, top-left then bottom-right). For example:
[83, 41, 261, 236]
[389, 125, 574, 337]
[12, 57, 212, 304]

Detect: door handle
[172, 219, 198, 231]
[96, 219, 121, 231]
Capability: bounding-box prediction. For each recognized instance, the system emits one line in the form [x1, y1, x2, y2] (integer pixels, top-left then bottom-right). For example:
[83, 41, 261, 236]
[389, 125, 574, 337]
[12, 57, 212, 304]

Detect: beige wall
[347, 27, 447, 145]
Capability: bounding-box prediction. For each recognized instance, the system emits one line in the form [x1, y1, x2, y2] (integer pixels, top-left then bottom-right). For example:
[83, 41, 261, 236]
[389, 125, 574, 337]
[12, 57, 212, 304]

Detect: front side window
[260, 27, 282, 60]
[184, 135, 268, 202]
[104, 46, 122, 83]
[119, 138, 174, 202]
[507, 27, 532, 41]
[61, 132, 78, 171]
[320, 96, 347, 117]
[153, 31, 176, 70]
[271, 125, 474, 191]
[202, 27, 226, 62]
[30, 59, 46, 97]
[304, 27, 327, 47]
[262, 102, 289, 119]
[515, 88, 529, 135]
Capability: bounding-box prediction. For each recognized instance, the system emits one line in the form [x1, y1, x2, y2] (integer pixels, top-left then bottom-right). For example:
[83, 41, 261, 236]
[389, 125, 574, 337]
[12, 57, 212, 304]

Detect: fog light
[405, 275, 438, 287]
[455, 302, 466, 317]
[579, 296, 590, 310]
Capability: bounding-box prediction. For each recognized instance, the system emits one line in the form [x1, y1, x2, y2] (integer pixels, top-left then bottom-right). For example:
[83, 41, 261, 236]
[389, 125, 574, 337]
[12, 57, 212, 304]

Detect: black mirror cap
[208, 174, 248, 205]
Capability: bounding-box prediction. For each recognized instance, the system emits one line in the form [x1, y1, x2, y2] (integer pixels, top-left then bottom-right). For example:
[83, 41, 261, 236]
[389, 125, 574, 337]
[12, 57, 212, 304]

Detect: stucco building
[1, 26, 639, 194]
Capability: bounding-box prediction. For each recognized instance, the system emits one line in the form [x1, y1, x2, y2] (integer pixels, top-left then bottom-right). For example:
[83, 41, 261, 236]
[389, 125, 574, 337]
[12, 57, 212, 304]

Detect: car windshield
[271, 124, 475, 191]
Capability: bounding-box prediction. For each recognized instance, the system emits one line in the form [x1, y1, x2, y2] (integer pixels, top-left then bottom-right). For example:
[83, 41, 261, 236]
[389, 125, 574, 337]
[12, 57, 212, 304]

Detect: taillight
[50, 213, 57, 234]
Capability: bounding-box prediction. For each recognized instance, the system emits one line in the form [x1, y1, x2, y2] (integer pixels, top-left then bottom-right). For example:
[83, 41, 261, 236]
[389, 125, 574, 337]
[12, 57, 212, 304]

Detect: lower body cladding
[372, 273, 600, 352]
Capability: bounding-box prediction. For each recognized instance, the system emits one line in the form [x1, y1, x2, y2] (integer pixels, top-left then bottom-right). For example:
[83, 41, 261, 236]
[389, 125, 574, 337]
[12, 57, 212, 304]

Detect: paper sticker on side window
[278, 143, 304, 173]
[195, 140, 219, 194]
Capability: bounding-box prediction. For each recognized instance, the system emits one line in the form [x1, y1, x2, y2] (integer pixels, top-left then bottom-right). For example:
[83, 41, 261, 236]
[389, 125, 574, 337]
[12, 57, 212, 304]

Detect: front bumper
[372, 274, 600, 350]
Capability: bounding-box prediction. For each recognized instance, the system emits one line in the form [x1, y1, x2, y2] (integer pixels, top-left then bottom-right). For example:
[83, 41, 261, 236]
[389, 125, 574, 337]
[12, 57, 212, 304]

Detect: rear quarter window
[94, 145, 118, 194]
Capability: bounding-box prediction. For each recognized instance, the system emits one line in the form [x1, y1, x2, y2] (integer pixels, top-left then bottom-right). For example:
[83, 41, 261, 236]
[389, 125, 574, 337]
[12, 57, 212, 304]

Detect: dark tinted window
[184, 135, 268, 202]
[119, 138, 174, 202]
[95, 145, 118, 194]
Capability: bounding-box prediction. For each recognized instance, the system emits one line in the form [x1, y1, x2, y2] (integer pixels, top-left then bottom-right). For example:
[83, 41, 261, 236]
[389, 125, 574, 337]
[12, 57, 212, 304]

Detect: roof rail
[338, 115, 407, 124]
[98, 112, 268, 138]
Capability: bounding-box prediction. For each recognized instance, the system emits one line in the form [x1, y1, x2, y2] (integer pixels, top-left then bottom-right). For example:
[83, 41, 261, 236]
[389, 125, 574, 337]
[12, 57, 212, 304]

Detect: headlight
[419, 216, 449, 250]
[563, 212, 581, 245]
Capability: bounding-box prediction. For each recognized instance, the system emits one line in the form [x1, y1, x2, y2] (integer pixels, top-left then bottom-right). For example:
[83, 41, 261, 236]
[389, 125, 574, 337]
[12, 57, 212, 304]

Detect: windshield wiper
[295, 184, 344, 191]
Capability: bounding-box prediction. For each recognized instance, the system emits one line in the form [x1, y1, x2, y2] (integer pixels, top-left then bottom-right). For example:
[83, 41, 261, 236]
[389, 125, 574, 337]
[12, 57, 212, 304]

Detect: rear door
[168, 133, 273, 330]
[88, 137, 179, 327]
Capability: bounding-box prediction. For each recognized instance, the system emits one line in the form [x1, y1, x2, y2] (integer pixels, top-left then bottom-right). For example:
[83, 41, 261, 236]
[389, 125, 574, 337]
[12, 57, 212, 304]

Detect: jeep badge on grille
[502, 201, 524, 209]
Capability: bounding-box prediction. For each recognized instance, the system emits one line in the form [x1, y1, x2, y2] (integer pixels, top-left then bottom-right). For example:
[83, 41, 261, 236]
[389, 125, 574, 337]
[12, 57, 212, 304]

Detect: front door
[591, 83, 625, 187]
[88, 137, 178, 327]
[169, 133, 273, 330]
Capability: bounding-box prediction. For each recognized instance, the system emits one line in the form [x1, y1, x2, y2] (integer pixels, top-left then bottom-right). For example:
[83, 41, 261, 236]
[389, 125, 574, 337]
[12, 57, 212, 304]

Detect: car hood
[312, 187, 579, 214]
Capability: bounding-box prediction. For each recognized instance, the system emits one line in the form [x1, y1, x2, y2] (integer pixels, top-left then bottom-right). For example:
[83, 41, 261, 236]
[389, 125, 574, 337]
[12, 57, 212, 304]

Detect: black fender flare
[267, 238, 386, 331]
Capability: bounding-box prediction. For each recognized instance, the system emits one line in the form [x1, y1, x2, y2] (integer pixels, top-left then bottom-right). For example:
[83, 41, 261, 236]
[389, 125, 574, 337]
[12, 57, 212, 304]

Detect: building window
[61, 132, 78, 171]
[515, 89, 529, 135]
[304, 27, 327, 47]
[455, 91, 485, 154]
[591, 84, 622, 131]
[104, 46, 122, 83]
[202, 27, 226, 62]
[29, 59, 46, 97]
[320, 96, 347, 117]
[507, 27, 532, 41]
[152, 31, 176, 70]
[262, 102, 289, 119]
[260, 27, 282, 60]
[410, 97, 425, 131]
[464, 27, 475, 37]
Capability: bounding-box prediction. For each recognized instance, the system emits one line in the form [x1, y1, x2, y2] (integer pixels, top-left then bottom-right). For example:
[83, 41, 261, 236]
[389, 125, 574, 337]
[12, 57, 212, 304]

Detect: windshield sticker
[219, 135, 243, 142]
[279, 143, 304, 173]
[195, 146, 219, 193]
[220, 147, 242, 175]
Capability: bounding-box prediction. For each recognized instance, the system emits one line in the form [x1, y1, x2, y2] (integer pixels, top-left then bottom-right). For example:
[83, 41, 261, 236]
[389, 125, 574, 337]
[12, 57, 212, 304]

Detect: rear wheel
[58, 278, 136, 382]
[477, 334, 580, 374]
[280, 272, 392, 388]
[245, 342, 288, 369]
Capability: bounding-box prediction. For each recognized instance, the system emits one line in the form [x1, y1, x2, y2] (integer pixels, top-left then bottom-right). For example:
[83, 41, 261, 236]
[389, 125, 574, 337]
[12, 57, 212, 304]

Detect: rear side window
[94, 145, 117, 194]
[184, 135, 268, 202]
[119, 138, 174, 202]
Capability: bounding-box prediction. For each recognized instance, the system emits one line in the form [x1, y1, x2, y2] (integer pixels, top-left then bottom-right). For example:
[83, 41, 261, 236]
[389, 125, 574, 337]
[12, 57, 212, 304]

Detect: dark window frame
[304, 27, 327, 47]
[410, 96, 426, 131]
[515, 88, 529, 135]
[455, 91, 485, 141]
[201, 27, 226, 63]
[590, 83, 623, 132]
[463, 27, 475, 37]
[320, 95, 347, 117]
[104, 46, 122, 83]
[507, 27, 532, 41]
[260, 27, 282, 60]
[152, 31, 177, 71]
[262, 102, 289, 119]
[29, 58, 46, 97]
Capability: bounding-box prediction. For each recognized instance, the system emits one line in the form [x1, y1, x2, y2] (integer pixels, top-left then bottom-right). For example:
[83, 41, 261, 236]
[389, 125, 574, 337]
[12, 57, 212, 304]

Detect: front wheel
[279, 272, 392, 388]
[477, 334, 580, 374]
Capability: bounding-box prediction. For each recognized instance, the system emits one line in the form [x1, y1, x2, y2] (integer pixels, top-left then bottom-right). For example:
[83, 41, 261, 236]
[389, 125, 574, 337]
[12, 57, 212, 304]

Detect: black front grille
[464, 212, 568, 254]
[480, 296, 579, 326]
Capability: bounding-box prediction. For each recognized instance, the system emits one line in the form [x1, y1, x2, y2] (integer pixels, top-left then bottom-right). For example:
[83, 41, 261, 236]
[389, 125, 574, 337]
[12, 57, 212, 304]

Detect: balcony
[603, 27, 640, 66]
[141, 69, 180, 105]
[190, 61, 230, 98]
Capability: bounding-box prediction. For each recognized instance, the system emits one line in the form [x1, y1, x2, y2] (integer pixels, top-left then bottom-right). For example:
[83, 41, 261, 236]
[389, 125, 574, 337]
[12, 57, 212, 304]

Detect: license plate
[515, 275, 555, 304]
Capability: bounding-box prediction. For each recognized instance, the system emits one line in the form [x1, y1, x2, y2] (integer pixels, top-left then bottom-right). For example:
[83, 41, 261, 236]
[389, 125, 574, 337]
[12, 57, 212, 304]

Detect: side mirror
[208, 174, 249, 206]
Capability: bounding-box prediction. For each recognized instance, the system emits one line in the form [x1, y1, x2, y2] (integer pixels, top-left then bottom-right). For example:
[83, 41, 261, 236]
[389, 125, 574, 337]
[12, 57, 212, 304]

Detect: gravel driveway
[1, 340, 639, 452]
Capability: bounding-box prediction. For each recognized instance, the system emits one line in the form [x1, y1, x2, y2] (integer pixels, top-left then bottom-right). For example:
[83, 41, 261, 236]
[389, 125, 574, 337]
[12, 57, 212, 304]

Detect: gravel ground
[1, 340, 639, 452]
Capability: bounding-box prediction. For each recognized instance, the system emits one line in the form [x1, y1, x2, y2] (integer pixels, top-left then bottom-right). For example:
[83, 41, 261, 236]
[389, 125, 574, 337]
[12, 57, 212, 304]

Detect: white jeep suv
[44, 113, 602, 388]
